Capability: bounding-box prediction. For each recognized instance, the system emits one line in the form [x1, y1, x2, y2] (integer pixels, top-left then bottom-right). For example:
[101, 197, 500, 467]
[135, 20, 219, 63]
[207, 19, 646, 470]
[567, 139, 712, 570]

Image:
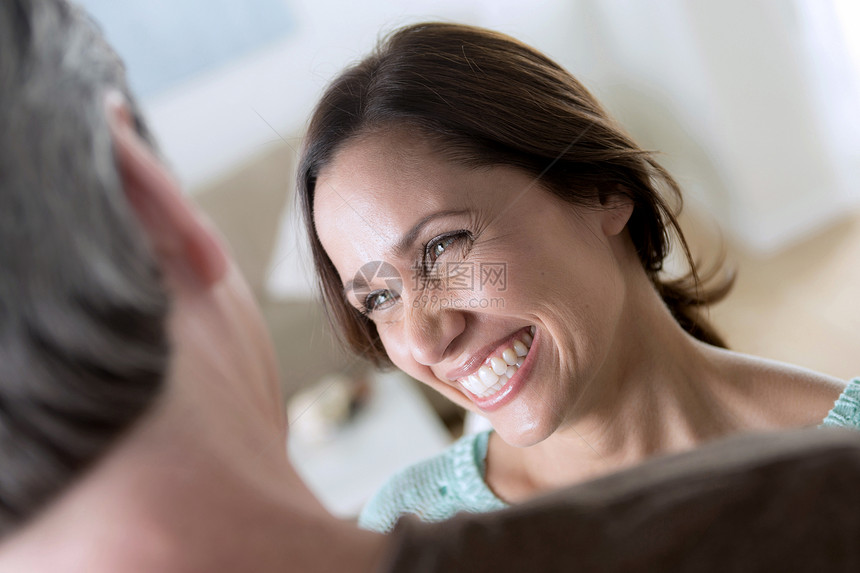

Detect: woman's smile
[448, 326, 535, 407]
[313, 128, 636, 447]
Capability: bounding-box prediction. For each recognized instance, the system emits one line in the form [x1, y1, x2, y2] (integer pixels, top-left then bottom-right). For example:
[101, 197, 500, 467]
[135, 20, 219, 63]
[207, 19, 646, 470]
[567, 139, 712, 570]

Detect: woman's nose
[404, 296, 466, 366]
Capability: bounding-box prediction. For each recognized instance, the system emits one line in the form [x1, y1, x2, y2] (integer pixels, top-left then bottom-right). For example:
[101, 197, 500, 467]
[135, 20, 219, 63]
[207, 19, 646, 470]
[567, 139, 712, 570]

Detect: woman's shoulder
[821, 378, 860, 430]
[357, 430, 505, 532]
[745, 356, 845, 396]
[703, 346, 847, 426]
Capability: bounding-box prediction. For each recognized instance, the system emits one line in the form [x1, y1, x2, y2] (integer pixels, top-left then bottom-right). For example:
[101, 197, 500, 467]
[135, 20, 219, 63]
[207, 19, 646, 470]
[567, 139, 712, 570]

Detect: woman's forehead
[314, 132, 469, 224]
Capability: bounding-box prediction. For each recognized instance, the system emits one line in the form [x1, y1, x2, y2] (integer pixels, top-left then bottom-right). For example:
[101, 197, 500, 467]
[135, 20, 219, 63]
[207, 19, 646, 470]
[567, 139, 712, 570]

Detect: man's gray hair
[0, 0, 170, 535]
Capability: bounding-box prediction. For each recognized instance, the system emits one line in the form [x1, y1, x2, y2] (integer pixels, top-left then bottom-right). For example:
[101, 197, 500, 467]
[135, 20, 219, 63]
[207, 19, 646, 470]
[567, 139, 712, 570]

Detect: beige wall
[192, 144, 355, 401]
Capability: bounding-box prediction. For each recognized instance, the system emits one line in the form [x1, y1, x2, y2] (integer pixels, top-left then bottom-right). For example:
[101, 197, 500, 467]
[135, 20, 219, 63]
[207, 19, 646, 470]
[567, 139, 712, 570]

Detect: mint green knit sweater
[357, 378, 860, 533]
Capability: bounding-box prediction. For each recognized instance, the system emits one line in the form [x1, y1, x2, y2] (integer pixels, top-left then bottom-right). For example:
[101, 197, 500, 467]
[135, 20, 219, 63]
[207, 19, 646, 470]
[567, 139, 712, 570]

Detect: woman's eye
[426, 231, 471, 265]
[364, 289, 397, 313]
[432, 236, 457, 259]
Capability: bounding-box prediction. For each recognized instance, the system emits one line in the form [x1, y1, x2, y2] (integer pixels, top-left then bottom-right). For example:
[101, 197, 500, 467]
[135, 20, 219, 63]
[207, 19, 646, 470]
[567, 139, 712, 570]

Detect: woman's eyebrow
[391, 209, 470, 257]
[341, 209, 471, 295]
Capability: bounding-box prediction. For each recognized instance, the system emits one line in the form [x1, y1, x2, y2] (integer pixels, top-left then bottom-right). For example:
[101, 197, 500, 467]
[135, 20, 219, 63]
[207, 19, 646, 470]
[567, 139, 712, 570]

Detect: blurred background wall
[74, 0, 860, 516]
[79, 0, 860, 418]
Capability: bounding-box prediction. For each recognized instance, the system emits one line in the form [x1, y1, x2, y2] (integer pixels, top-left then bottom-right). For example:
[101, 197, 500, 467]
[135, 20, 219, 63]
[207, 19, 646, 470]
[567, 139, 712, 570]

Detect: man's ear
[600, 192, 634, 237]
[104, 91, 228, 288]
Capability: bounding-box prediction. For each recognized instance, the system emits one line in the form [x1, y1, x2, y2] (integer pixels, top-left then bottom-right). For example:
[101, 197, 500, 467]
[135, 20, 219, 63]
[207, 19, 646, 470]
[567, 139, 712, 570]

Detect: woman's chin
[490, 417, 554, 448]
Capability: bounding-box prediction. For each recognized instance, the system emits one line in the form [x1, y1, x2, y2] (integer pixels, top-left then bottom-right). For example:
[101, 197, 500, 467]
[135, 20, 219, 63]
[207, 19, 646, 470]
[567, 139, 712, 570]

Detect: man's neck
[0, 387, 385, 573]
[0, 274, 387, 572]
[0, 272, 383, 573]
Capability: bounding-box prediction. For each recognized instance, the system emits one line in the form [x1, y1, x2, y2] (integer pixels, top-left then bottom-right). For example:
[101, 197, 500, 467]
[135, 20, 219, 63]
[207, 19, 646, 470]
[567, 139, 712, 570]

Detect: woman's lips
[470, 327, 538, 412]
[444, 327, 532, 381]
[454, 326, 536, 402]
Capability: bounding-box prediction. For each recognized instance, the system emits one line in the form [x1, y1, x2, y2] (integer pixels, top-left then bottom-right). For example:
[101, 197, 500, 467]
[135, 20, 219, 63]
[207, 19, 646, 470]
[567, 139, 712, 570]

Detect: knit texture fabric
[360, 378, 860, 533]
[358, 430, 506, 532]
[821, 378, 860, 429]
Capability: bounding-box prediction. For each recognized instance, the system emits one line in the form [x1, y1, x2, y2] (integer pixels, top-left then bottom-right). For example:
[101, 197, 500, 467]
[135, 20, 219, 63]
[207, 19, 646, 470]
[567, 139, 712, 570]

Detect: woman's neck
[489, 272, 749, 501]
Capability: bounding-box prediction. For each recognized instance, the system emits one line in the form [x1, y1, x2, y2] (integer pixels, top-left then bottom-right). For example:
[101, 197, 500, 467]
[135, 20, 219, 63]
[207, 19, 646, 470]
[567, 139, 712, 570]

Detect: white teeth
[478, 365, 499, 386]
[530, 325, 536, 336]
[459, 376, 480, 395]
[459, 331, 537, 398]
[513, 340, 528, 357]
[490, 356, 507, 375]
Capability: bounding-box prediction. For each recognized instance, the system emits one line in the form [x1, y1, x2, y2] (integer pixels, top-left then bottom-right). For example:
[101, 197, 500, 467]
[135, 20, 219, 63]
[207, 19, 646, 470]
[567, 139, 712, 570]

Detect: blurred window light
[805, 0, 860, 154]
[834, 0, 860, 75]
[77, 0, 295, 100]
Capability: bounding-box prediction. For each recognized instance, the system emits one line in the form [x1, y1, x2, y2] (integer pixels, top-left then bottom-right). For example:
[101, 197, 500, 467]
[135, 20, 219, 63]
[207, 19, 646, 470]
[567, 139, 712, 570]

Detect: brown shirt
[381, 428, 860, 572]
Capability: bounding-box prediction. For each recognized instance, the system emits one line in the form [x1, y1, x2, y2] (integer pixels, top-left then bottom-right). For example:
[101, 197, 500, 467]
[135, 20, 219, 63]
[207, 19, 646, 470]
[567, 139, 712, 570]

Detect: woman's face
[314, 130, 634, 447]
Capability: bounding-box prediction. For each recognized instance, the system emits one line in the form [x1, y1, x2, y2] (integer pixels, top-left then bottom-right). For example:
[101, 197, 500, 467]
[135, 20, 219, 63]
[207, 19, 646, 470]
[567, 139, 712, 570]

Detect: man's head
[0, 2, 369, 571]
[0, 0, 274, 541]
[0, 0, 171, 535]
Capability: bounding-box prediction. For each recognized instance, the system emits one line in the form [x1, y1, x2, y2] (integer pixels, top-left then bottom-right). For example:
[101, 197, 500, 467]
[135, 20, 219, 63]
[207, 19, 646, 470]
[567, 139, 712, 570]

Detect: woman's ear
[104, 90, 228, 288]
[600, 193, 634, 237]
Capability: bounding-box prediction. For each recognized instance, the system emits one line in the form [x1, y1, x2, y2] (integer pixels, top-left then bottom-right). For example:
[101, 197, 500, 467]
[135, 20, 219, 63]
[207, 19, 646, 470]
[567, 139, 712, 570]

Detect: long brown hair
[299, 22, 732, 366]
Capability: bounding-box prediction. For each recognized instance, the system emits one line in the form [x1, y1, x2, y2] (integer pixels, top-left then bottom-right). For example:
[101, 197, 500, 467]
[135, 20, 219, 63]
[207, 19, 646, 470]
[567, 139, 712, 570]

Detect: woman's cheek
[378, 326, 420, 377]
